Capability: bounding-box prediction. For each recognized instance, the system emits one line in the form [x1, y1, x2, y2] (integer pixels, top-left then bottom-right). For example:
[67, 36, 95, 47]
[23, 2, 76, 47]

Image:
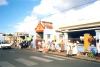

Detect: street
[0, 48, 100, 67]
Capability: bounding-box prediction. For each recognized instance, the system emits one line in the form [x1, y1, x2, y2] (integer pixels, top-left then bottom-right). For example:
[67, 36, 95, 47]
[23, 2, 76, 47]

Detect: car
[0, 41, 12, 49]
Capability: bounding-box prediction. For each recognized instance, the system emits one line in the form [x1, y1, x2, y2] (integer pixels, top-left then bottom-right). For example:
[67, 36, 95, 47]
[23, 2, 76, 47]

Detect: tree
[8, 33, 13, 36]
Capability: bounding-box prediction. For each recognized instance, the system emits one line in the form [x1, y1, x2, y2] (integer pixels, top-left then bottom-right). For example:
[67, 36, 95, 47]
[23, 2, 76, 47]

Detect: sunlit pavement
[47, 50, 100, 63]
[0, 48, 100, 67]
[21, 48, 100, 63]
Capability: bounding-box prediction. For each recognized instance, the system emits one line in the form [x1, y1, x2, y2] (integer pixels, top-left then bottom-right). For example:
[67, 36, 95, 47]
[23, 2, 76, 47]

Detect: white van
[0, 41, 12, 49]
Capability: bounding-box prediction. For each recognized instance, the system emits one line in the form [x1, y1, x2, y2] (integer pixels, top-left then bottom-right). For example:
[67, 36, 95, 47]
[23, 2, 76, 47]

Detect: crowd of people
[32, 39, 79, 56]
[32, 39, 100, 57]
[17, 37, 100, 57]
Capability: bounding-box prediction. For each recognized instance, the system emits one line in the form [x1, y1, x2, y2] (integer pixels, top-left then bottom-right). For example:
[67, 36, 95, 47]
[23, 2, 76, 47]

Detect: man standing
[96, 39, 100, 56]
[72, 41, 78, 56]
[66, 40, 73, 56]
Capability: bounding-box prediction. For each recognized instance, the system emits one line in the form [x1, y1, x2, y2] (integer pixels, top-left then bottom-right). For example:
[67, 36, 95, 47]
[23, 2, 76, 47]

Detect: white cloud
[0, 0, 8, 6]
[15, 0, 100, 34]
[15, 16, 38, 34]
[42, 0, 100, 28]
[15, 0, 61, 34]
[32, 0, 60, 16]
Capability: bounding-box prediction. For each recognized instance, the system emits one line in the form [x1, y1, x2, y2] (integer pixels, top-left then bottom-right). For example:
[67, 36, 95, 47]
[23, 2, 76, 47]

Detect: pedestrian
[55, 40, 61, 52]
[31, 38, 36, 51]
[51, 40, 56, 52]
[42, 40, 49, 54]
[72, 41, 78, 56]
[66, 40, 73, 57]
[38, 40, 42, 51]
[60, 40, 65, 52]
[96, 39, 100, 56]
[47, 39, 52, 51]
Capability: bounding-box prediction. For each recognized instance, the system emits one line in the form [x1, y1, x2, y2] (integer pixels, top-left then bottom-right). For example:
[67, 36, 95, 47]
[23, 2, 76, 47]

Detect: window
[47, 34, 50, 39]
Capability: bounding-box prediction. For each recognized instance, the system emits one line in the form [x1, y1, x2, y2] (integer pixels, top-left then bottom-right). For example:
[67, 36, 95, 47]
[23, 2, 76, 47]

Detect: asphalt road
[0, 48, 100, 67]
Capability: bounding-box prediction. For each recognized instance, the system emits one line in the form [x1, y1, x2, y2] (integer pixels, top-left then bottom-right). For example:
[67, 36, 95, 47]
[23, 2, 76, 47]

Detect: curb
[25, 49, 100, 63]
[48, 51, 66, 56]
[47, 51, 100, 63]
[72, 56, 100, 63]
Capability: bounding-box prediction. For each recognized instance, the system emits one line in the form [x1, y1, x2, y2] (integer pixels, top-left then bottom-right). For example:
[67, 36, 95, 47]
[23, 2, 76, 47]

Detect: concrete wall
[43, 29, 55, 41]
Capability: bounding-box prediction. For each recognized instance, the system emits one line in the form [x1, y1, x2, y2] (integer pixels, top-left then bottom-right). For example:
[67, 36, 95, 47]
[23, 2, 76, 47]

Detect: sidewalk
[47, 51, 100, 63]
[25, 48, 100, 63]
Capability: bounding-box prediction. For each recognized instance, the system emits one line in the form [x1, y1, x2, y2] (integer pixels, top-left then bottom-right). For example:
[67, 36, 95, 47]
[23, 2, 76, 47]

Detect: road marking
[30, 56, 53, 62]
[44, 55, 65, 60]
[15, 58, 37, 66]
[0, 61, 15, 67]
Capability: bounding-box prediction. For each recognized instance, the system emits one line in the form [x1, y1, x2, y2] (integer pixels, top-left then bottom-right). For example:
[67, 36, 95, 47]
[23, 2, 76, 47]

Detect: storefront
[59, 21, 100, 52]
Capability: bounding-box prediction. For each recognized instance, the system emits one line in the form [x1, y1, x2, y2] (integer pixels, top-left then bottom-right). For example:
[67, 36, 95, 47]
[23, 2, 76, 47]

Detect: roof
[35, 21, 53, 32]
[41, 21, 53, 29]
[59, 21, 100, 32]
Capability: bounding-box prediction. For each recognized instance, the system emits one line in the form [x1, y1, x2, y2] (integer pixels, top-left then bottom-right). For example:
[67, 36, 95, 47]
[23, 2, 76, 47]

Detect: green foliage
[8, 34, 13, 36]
[87, 52, 95, 58]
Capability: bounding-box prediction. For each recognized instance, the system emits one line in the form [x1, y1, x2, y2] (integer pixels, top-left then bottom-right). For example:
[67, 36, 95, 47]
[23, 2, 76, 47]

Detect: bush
[87, 52, 95, 58]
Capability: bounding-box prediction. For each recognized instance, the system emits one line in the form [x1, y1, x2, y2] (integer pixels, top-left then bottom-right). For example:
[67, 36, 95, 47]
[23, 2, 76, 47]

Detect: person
[90, 45, 98, 56]
[66, 40, 73, 56]
[96, 39, 100, 56]
[47, 39, 52, 51]
[51, 40, 56, 51]
[42, 40, 49, 54]
[31, 38, 36, 51]
[72, 41, 78, 56]
[60, 40, 64, 52]
[55, 40, 61, 52]
[38, 40, 42, 51]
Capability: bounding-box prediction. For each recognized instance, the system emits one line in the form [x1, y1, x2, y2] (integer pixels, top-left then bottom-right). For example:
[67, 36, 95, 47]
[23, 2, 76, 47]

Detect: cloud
[33, 0, 96, 14]
[42, 0, 100, 28]
[15, 15, 38, 34]
[0, 0, 8, 6]
[15, 0, 60, 33]
[15, 0, 99, 34]
[32, 0, 59, 17]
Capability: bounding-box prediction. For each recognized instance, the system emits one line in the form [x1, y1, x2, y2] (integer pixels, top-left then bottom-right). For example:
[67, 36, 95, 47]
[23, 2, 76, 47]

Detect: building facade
[35, 21, 54, 41]
[58, 21, 100, 51]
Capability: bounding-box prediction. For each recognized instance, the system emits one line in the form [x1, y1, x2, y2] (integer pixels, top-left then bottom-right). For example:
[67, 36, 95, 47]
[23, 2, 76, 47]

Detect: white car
[0, 41, 12, 49]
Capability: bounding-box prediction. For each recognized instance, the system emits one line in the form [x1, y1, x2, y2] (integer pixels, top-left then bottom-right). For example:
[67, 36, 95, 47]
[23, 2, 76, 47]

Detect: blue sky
[0, 0, 99, 34]
[0, 0, 41, 33]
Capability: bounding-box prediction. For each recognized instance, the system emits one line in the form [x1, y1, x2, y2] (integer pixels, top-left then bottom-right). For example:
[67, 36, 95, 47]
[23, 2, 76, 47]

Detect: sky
[0, 0, 100, 34]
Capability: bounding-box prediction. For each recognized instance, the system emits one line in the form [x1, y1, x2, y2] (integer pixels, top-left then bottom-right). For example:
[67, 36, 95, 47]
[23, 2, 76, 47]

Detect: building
[0, 33, 4, 42]
[14, 32, 29, 44]
[2, 33, 14, 43]
[35, 21, 54, 40]
[35, 21, 55, 49]
[59, 21, 100, 39]
[58, 21, 100, 51]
